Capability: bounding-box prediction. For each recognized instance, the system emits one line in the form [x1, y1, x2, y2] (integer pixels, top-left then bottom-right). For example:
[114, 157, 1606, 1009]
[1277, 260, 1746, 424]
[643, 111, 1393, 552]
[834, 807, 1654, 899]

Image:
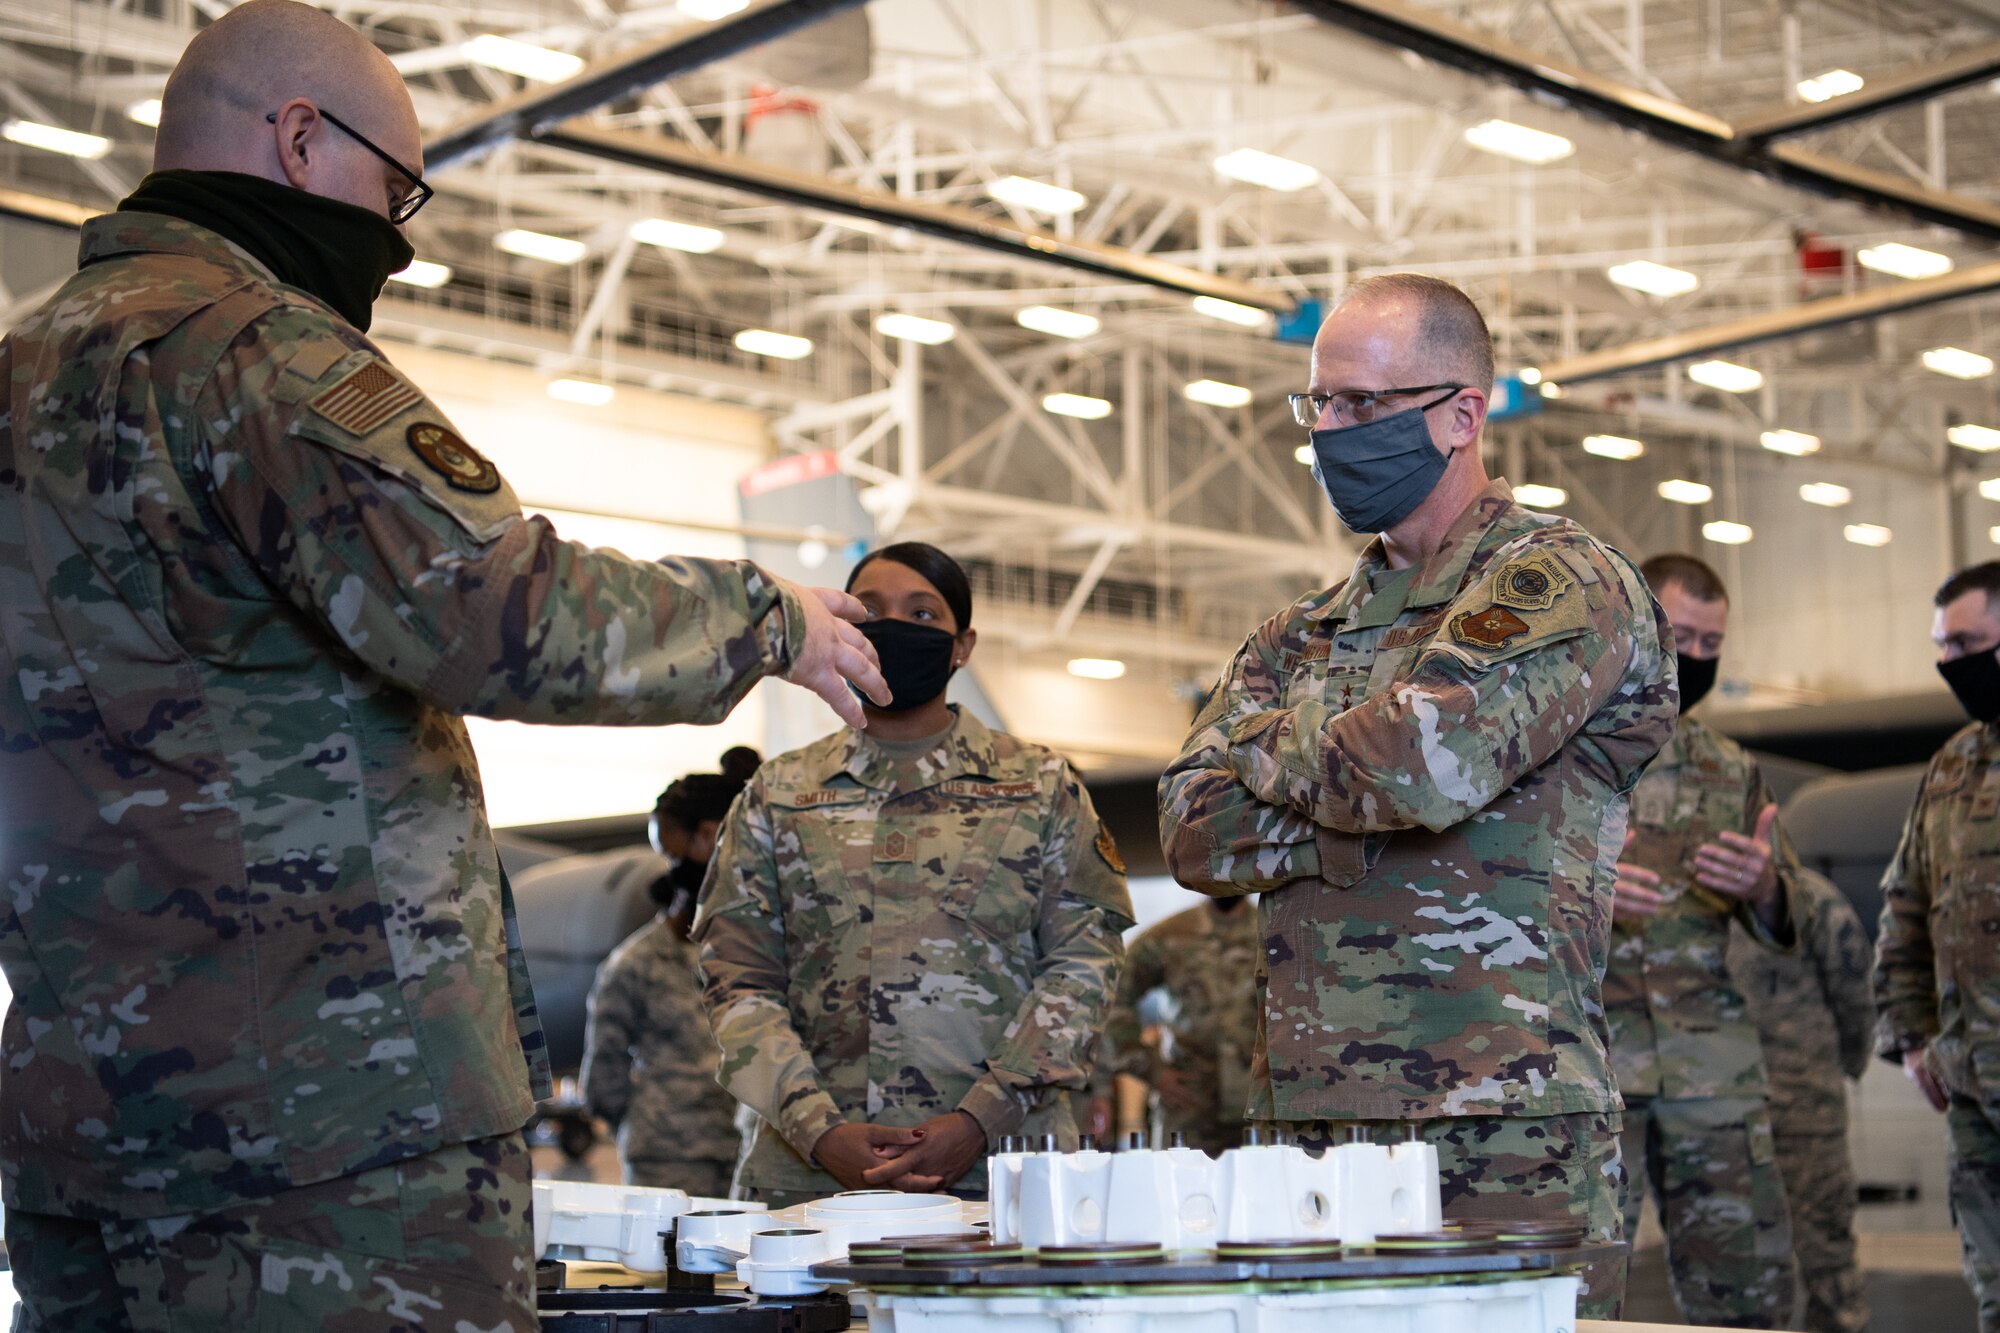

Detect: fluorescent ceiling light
[1463, 119, 1573, 165]
[630, 217, 724, 253]
[389, 259, 453, 288]
[1513, 483, 1568, 508]
[1517, 367, 1544, 385]
[1582, 434, 1645, 461]
[462, 34, 584, 83]
[126, 99, 162, 128]
[1798, 68, 1865, 103]
[1799, 482, 1853, 507]
[1192, 295, 1271, 328]
[1687, 359, 1764, 393]
[1607, 260, 1699, 298]
[1923, 346, 1994, 379]
[1212, 147, 1320, 192]
[2, 119, 111, 160]
[1981, 478, 2000, 502]
[1016, 306, 1100, 339]
[1539, 381, 1564, 398]
[1844, 523, 1892, 547]
[1294, 443, 1315, 465]
[1658, 478, 1714, 505]
[874, 312, 955, 345]
[734, 329, 814, 360]
[1184, 379, 1252, 409]
[1991, 526, 2000, 544]
[678, 0, 751, 17]
[1067, 658, 1127, 680]
[986, 175, 1085, 216]
[1858, 242, 1952, 280]
[546, 378, 614, 407]
[1042, 392, 1113, 420]
[1950, 423, 2000, 452]
[1759, 429, 1821, 456]
[496, 229, 587, 265]
[1702, 520, 1753, 545]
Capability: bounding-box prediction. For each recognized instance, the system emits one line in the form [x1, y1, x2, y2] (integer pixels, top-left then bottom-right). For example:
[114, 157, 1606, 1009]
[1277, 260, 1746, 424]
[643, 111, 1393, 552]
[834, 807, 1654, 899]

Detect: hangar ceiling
[3, 0, 1999, 691]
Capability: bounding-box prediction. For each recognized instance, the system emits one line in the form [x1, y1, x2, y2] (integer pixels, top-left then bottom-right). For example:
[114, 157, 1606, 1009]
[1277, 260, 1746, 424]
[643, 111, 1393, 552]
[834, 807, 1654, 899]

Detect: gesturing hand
[780, 582, 891, 729]
[1691, 803, 1780, 913]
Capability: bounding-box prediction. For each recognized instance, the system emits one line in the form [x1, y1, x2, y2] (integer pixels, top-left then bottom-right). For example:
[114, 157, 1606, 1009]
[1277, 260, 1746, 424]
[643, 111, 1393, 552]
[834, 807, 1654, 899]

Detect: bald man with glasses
[1160, 273, 1677, 1318]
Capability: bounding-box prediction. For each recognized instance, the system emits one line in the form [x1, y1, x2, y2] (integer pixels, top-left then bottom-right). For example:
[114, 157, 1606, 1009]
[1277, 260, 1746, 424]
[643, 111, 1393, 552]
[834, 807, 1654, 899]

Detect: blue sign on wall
[1487, 374, 1543, 423]
[1275, 299, 1324, 346]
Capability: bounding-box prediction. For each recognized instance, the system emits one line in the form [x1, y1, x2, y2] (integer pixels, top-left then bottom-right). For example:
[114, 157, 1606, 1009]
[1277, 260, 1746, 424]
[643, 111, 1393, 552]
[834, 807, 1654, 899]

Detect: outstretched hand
[781, 583, 890, 728]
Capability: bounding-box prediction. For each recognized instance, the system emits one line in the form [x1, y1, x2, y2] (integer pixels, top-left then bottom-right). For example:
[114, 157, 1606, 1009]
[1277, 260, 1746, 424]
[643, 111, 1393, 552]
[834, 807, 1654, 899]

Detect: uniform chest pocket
[936, 803, 1038, 943]
[778, 810, 867, 957]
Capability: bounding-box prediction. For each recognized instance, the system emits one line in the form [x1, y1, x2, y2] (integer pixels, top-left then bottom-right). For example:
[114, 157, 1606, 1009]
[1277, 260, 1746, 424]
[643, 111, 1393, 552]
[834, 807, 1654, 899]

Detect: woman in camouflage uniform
[693, 543, 1133, 1209]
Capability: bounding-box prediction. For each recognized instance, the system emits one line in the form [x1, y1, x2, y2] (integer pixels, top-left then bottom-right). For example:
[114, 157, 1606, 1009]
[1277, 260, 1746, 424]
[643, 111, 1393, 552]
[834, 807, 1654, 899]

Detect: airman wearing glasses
[0, 2, 891, 1329]
[1159, 273, 1677, 1317]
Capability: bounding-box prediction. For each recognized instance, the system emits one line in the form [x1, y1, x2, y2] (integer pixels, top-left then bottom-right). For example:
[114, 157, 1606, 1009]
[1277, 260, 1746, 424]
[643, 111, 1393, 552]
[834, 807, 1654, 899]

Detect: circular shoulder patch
[406, 422, 501, 493]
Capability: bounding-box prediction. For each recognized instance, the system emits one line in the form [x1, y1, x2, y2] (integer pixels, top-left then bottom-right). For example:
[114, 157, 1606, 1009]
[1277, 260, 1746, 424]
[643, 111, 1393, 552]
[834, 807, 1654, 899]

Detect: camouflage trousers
[1948, 1095, 2000, 1333]
[1271, 1111, 1625, 1319]
[1771, 1126, 1869, 1333]
[1619, 1095, 1796, 1328]
[6, 1132, 535, 1333]
[626, 1157, 734, 1200]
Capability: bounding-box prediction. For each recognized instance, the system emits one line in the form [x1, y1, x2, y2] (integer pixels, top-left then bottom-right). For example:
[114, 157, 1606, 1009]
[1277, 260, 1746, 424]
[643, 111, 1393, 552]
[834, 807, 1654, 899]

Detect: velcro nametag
[1299, 639, 1331, 664]
[935, 779, 1038, 799]
[788, 789, 865, 809]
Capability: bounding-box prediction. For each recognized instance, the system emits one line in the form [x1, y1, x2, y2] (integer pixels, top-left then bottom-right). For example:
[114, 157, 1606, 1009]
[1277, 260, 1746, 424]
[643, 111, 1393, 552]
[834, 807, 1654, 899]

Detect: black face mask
[120, 170, 414, 333]
[1940, 648, 2000, 724]
[648, 854, 709, 913]
[1306, 391, 1457, 533]
[1676, 653, 1718, 714]
[857, 618, 958, 712]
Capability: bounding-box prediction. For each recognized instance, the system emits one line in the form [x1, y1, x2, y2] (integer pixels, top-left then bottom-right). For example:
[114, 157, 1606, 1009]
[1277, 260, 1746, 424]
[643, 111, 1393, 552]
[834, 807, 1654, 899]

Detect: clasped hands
[811, 1110, 987, 1193]
[1612, 802, 1781, 926]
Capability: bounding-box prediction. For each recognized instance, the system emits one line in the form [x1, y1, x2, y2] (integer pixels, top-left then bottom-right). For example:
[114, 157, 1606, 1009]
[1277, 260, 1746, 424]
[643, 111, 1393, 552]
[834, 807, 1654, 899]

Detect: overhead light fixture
[1702, 520, 1753, 545]
[630, 217, 725, 253]
[874, 312, 955, 345]
[1294, 443, 1315, 465]
[1658, 479, 1714, 505]
[1582, 434, 1645, 461]
[1950, 423, 2000, 452]
[1212, 148, 1320, 192]
[1538, 381, 1564, 398]
[1607, 260, 1699, 298]
[1981, 478, 2000, 502]
[547, 378, 614, 407]
[1844, 523, 1892, 547]
[462, 34, 585, 83]
[2, 119, 111, 160]
[1463, 119, 1573, 165]
[1687, 359, 1763, 393]
[678, 0, 751, 17]
[1042, 392, 1113, 421]
[1192, 295, 1271, 328]
[986, 175, 1086, 216]
[389, 259, 453, 288]
[1799, 482, 1853, 507]
[1184, 379, 1252, 409]
[1923, 346, 1995, 379]
[1858, 242, 1953, 280]
[1798, 68, 1865, 103]
[1067, 658, 1127, 680]
[1992, 524, 2000, 543]
[126, 99, 162, 128]
[1517, 367, 1544, 385]
[1513, 483, 1568, 508]
[1759, 429, 1821, 456]
[496, 228, 587, 265]
[734, 328, 813, 360]
[1016, 306, 1100, 339]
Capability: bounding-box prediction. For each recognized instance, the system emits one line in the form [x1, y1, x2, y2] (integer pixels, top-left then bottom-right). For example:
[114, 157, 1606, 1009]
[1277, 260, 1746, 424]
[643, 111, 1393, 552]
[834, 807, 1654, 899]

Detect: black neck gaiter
[119, 170, 414, 333]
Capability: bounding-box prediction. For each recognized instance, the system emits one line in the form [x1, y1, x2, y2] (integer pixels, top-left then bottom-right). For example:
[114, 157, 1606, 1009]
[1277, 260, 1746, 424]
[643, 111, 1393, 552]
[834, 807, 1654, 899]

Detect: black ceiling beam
[1735, 40, 2000, 142]
[424, 0, 868, 173]
[535, 122, 1288, 309]
[1291, 0, 2000, 243]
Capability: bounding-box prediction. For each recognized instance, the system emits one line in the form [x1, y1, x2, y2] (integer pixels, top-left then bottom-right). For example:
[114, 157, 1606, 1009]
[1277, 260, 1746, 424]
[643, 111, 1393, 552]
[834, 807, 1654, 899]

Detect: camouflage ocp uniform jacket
[0, 212, 803, 1220]
[1875, 720, 2000, 1101]
[1604, 717, 1800, 1105]
[1158, 479, 1677, 1122]
[693, 707, 1133, 1197]
[1729, 869, 1873, 1134]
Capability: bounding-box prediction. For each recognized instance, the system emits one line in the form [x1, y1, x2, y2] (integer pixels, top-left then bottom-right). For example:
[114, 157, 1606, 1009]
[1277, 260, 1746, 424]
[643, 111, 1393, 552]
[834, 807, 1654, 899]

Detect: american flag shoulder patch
[309, 361, 424, 436]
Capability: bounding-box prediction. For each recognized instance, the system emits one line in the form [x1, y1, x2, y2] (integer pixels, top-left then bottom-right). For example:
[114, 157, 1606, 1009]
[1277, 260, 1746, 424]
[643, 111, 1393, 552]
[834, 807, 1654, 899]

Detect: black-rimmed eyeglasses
[1288, 383, 1467, 430]
[266, 108, 433, 224]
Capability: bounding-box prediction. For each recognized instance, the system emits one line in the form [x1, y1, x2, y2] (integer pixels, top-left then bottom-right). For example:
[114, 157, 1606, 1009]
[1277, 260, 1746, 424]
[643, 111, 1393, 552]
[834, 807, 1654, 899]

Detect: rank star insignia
[1451, 604, 1531, 648]
[1491, 552, 1575, 612]
[406, 423, 501, 493]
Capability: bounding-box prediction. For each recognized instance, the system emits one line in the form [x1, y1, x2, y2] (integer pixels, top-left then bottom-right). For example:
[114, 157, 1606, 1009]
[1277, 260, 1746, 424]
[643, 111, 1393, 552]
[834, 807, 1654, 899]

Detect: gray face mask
[1307, 389, 1459, 533]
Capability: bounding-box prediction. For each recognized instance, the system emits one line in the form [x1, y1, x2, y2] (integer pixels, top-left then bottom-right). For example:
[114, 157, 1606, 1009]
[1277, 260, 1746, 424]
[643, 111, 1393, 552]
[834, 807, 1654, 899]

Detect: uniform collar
[811, 705, 1004, 791]
[79, 210, 281, 287]
[1313, 477, 1519, 627]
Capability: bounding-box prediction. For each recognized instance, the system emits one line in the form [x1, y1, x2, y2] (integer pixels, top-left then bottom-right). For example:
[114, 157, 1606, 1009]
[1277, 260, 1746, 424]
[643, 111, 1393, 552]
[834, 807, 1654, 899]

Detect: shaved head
[1324, 274, 1495, 394]
[155, 0, 418, 203]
